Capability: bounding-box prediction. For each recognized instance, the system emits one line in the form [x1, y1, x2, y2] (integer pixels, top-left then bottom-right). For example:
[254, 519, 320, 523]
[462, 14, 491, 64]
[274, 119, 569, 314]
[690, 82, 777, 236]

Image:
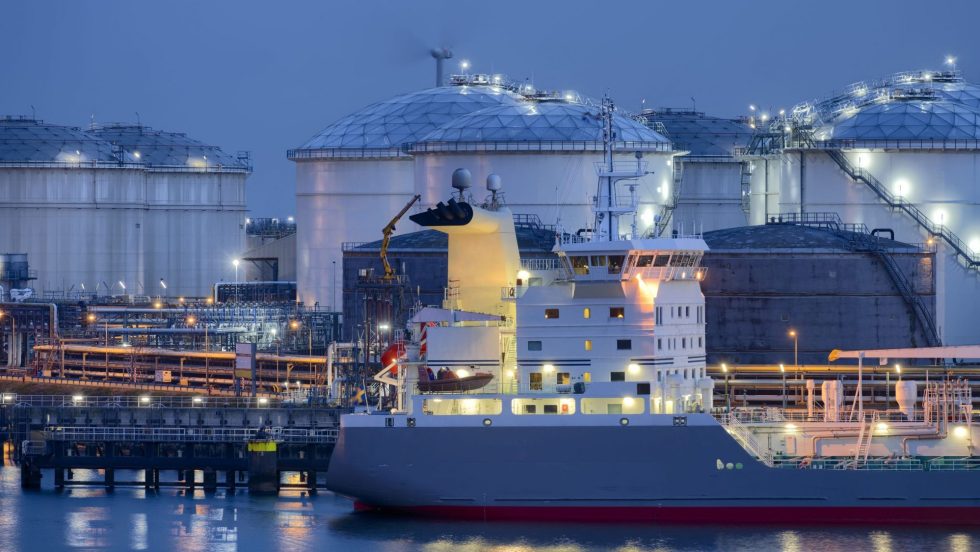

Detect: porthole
[619, 417, 629, 426]
[483, 418, 492, 427]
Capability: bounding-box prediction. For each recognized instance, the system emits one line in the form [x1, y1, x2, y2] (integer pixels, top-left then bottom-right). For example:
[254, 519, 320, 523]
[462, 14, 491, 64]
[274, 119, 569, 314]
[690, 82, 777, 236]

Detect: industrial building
[747, 67, 980, 345]
[289, 74, 672, 310]
[0, 117, 249, 299]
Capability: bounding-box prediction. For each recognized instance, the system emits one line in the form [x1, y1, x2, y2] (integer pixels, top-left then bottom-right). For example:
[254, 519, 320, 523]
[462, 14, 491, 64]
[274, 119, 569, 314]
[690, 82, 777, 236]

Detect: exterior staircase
[823, 148, 980, 270]
[654, 159, 684, 237]
[854, 411, 879, 468]
[723, 412, 774, 467]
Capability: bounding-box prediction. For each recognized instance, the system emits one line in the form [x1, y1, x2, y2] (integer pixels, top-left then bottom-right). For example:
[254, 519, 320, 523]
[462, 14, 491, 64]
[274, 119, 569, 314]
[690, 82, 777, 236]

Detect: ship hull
[326, 416, 980, 524]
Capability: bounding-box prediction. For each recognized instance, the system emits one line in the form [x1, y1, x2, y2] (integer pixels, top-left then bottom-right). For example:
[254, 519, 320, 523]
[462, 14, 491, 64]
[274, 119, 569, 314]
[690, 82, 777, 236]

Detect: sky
[2, 0, 979, 217]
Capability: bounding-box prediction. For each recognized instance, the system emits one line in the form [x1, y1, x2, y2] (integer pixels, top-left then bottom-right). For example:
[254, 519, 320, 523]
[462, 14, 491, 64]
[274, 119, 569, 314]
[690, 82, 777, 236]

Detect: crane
[381, 194, 421, 280]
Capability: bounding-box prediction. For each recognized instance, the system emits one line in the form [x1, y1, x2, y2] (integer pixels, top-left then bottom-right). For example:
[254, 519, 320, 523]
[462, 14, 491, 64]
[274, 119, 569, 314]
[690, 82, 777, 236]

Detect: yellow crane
[381, 194, 421, 280]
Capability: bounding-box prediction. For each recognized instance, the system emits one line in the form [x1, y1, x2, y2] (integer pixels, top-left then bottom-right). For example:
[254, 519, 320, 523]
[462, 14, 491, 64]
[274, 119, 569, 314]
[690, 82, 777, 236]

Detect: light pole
[87, 312, 108, 380]
[233, 259, 240, 283]
[788, 329, 799, 370]
[187, 315, 210, 388]
[722, 363, 730, 413]
[331, 260, 337, 311]
[780, 364, 787, 409]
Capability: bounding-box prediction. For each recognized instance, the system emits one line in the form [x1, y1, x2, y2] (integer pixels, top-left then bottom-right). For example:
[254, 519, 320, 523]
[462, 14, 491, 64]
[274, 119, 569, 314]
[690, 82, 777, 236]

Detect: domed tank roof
[289, 85, 524, 159]
[0, 116, 137, 165]
[90, 124, 249, 172]
[826, 101, 980, 142]
[411, 101, 671, 153]
[642, 108, 751, 157]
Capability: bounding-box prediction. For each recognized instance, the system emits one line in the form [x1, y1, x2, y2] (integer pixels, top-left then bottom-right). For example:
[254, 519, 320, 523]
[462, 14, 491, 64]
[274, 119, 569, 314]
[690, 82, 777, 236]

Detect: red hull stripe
[352, 502, 980, 525]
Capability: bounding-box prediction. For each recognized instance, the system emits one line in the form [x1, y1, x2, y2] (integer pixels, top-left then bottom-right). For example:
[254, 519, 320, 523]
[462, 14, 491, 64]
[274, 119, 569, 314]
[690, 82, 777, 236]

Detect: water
[1, 467, 978, 552]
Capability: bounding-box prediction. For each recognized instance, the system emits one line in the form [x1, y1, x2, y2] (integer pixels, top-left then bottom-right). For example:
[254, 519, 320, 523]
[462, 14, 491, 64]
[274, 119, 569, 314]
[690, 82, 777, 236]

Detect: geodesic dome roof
[90, 124, 248, 172]
[289, 85, 524, 159]
[826, 101, 980, 142]
[411, 101, 671, 153]
[642, 109, 751, 157]
[0, 116, 138, 165]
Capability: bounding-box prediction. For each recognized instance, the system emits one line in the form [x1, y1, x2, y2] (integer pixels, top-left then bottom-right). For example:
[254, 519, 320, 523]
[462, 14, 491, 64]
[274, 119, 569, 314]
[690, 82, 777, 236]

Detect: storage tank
[821, 380, 843, 422]
[0, 116, 145, 297]
[895, 380, 918, 418]
[410, 100, 673, 237]
[288, 80, 524, 308]
[747, 69, 980, 345]
[90, 124, 249, 297]
[641, 108, 753, 233]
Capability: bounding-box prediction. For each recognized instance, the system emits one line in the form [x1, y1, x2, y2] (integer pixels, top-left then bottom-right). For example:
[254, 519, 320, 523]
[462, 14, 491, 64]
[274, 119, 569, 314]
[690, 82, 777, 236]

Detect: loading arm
[381, 194, 421, 280]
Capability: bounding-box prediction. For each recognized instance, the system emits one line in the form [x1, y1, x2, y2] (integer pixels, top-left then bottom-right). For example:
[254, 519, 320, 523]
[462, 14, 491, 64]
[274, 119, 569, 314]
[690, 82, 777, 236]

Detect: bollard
[247, 439, 278, 495]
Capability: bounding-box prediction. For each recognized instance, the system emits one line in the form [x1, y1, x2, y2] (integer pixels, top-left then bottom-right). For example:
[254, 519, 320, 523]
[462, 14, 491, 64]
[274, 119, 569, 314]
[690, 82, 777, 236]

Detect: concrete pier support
[226, 470, 237, 493]
[247, 439, 278, 495]
[202, 468, 218, 493]
[104, 468, 115, 490]
[54, 468, 64, 489]
[20, 461, 41, 489]
[307, 470, 317, 494]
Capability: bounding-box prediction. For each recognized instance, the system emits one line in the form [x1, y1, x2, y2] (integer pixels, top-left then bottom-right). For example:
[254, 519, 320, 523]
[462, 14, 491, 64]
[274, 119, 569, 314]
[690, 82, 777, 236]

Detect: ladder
[724, 413, 774, 467]
[654, 160, 684, 237]
[854, 411, 878, 467]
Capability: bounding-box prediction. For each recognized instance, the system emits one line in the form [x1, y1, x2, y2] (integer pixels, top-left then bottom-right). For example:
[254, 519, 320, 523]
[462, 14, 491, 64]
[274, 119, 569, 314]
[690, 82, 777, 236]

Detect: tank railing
[727, 407, 935, 424]
[770, 456, 980, 471]
[42, 426, 338, 444]
[824, 149, 979, 269]
[405, 140, 672, 155]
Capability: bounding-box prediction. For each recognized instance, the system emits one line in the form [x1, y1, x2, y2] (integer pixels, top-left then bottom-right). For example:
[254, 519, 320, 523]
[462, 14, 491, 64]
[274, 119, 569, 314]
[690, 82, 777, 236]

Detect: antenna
[30, 105, 36, 120]
[430, 48, 453, 87]
[135, 111, 141, 128]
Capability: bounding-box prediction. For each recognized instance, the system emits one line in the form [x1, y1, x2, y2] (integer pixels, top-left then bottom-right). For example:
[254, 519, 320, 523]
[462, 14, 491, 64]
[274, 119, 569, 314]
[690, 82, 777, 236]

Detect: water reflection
[0, 466, 978, 552]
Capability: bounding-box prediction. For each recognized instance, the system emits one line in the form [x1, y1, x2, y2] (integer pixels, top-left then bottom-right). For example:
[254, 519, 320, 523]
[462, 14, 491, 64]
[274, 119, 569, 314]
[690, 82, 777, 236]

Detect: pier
[5, 395, 344, 493]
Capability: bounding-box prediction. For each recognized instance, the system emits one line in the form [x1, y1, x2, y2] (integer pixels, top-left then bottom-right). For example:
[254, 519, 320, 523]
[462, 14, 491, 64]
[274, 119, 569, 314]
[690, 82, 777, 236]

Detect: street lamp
[788, 329, 799, 370]
[233, 259, 240, 283]
[780, 364, 787, 409]
[721, 363, 730, 413]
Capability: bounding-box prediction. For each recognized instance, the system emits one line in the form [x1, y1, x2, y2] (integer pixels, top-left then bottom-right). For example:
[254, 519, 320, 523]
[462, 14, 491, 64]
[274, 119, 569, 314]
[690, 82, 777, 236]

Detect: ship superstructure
[325, 99, 980, 524]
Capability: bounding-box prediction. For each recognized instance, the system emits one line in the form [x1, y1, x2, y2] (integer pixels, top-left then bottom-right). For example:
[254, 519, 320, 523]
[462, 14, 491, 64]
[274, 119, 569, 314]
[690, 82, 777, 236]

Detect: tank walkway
[5, 395, 345, 493]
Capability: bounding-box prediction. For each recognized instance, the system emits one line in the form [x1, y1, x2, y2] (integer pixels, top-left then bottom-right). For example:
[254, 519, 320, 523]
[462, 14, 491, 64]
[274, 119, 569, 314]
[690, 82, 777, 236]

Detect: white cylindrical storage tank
[409, 101, 673, 238]
[289, 83, 524, 308]
[90, 124, 248, 298]
[753, 70, 980, 345]
[895, 380, 918, 419]
[821, 380, 843, 422]
[641, 109, 753, 233]
[0, 117, 146, 297]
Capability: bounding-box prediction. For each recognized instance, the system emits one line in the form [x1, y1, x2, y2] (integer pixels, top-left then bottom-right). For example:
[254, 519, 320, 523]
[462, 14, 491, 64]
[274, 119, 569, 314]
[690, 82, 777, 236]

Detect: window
[570, 256, 589, 275]
[583, 307, 591, 319]
[545, 308, 560, 319]
[584, 339, 593, 351]
[636, 255, 654, 267]
[530, 373, 543, 391]
[657, 338, 662, 350]
[657, 370, 662, 382]
[544, 404, 559, 414]
[670, 306, 675, 318]
[684, 369, 689, 378]
[608, 255, 625, 274]
[698, 337, 703, 348]
[653, 254, 670, 267]
[557, 372, 570, 385]
[609, 307, 625, 319]
[682, 338, 687, 349]
[528, 340, 542, 351]
[583, 372, 592, 383]
[524, 404, 537, 414]
[611, 371, 625, 382]
[655, 307, 662, 325]
[685, 306, 690, 318]
[617, 339, 632, 350]
[590, 255, 607, 268]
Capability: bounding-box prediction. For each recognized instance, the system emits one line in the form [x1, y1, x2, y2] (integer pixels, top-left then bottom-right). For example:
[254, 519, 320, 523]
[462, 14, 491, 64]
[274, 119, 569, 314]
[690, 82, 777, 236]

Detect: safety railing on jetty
[42, 426, 338, 444]
[7, 394, 323, 410]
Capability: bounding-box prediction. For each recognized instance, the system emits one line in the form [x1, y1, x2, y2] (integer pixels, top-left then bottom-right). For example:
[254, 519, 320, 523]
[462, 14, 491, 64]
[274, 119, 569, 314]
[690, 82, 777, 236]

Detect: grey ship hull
[325, 415, 980, 524]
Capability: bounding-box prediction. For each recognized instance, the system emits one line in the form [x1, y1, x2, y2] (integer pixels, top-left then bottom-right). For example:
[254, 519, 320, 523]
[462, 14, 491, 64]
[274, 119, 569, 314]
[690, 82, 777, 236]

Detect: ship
[325, 98, 980, 524]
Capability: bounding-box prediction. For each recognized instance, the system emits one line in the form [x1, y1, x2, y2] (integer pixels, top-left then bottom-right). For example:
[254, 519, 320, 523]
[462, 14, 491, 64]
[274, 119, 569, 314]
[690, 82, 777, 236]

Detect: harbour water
[1, 467, 977, 551]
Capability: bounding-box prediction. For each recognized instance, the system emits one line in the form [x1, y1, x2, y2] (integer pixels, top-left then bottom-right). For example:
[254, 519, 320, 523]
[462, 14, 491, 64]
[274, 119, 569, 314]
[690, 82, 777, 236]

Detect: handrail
[723, 412, 774, 467]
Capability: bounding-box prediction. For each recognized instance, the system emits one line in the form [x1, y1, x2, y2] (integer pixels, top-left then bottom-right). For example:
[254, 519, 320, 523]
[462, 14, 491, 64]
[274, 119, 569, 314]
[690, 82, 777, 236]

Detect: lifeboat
[416, 366, 493, 393]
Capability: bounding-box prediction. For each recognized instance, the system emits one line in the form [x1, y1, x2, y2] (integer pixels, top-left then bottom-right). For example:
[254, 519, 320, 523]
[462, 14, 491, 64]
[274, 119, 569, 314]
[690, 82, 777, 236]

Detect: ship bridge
[556, 237, 708, 283]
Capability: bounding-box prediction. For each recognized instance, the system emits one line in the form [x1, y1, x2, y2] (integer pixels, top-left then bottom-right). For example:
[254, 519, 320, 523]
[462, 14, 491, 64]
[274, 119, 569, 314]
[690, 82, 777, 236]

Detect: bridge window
[570, 256, 589, 275]
[544, 308, 560, 319]
[608, 255, 625, 274]
[653, 255, 670, 267]
[590, 255, 607, 268]
[636, 255, 654, 267]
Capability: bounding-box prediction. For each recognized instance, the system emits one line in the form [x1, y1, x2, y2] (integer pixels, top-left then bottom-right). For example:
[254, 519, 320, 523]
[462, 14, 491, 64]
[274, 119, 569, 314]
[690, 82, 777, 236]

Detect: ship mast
[592, 97, 645, 242]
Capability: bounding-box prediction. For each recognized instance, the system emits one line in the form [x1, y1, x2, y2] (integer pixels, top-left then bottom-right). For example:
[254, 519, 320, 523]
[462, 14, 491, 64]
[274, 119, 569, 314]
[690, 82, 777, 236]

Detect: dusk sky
[2, 0, 978, 216]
